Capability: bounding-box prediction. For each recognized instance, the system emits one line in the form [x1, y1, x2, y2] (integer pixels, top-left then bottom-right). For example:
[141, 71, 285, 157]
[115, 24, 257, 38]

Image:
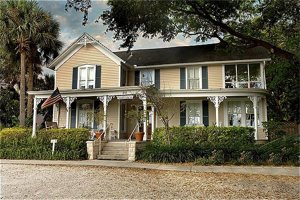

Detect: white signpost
[51, 139, 57, 155]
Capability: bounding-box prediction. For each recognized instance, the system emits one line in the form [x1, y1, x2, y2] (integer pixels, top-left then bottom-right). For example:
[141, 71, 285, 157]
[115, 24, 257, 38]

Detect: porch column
[138, 93, 147, 141]
[151, 106, 155, 140]
[32, 97, 43, 137]
[207, 96, 227, 126]
[143, 97, 147, 141]
[98, 95, 114, 138]
[63, 97, 76, 128]
[249, 96, 261, 140]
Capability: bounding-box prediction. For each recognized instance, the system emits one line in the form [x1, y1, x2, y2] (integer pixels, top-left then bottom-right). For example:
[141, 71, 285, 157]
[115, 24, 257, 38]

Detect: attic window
[78, 65, 95, 89]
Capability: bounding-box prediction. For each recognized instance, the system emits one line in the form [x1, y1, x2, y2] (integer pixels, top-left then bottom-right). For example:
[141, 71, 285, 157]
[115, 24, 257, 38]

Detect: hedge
[0, 128, 90, 160]
[138, 126, 299, 165]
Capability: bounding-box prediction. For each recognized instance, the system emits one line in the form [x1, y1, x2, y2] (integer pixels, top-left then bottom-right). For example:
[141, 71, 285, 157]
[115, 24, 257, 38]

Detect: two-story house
[29, 33, 270, 141]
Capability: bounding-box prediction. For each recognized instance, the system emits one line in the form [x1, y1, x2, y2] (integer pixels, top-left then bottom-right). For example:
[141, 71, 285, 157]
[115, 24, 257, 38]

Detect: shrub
[153, 126, 255, 147]
[0, 127, 90, 160]
[139, 126, 299, 166]
[258, 135, 300, 163]
[262, 121, 287, 141]
[137, 144, 196, 163]
[238, 151, 254, 164]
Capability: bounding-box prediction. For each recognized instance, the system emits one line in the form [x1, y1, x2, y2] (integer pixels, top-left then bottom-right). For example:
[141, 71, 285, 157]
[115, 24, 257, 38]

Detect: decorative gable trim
[50, 33, 124, 71]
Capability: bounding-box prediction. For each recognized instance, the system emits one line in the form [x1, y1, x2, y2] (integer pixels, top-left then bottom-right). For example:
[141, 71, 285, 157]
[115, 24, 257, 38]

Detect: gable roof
[48, 32, 124, 70]
[114, 43, 270, 67]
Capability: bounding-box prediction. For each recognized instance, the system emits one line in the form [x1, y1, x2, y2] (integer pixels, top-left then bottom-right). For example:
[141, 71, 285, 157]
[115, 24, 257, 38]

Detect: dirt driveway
[1, 164, 299, 199]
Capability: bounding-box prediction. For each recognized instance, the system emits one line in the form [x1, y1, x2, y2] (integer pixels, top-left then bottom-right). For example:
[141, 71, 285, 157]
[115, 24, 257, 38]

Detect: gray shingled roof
[114, 43, 270, 66]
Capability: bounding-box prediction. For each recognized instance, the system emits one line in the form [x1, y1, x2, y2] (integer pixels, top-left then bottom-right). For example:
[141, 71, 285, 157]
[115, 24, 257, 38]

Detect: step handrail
[128, 123, 139, 142]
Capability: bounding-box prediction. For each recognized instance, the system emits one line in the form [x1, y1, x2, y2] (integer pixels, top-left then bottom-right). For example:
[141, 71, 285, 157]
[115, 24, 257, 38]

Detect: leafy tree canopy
[66, 0, 299, 61]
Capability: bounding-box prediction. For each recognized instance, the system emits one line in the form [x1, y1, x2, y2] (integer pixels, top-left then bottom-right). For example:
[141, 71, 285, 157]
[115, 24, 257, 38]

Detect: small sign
[51, 139, 57, 155]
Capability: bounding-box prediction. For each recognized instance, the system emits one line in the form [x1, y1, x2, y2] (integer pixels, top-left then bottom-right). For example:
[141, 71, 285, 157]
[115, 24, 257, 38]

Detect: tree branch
[186, 0, 297, 61]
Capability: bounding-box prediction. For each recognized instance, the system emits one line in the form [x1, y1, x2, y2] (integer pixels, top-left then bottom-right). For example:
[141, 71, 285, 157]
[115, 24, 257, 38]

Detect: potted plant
[127, 106, 145, 141]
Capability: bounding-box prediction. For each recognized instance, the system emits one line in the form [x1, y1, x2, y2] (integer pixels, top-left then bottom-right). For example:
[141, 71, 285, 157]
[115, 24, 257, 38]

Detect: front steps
[97, 141, 128, 160]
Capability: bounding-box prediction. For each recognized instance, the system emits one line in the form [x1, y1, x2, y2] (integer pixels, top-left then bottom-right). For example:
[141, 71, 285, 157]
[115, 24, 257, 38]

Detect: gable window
[225, 63, 262, 88]
[140, 69, 154, 86]
[187, 67, 200, 89]
[78, 65, 95, 89]
[186, 101, 203, 125]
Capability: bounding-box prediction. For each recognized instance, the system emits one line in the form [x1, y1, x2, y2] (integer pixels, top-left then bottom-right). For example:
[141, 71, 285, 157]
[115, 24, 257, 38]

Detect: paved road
[1, 164, 299, 199]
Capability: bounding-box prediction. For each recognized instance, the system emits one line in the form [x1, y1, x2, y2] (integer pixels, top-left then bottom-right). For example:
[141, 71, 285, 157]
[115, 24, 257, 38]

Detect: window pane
[228, 114, 242, 126]
[141, 70, 154, 86]
[245, 102, 254, 114]
[88, 67, 95, 80]
[80, 68, 86, 81]
[228, 101, 242, 114]
[225, 65, 236, 88]
[187, 103, 201, 125]
[187, 67, 200, 89]
[249, 63, 260, 81]
[237, 64, 248, 82]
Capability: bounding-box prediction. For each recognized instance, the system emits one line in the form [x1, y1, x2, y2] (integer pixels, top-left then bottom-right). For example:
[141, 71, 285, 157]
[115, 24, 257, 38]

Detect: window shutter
[155, 69, 160, 89]
[202, 66, 208, 89]
[180, 101, 186, 126]
[202, 100, 209, 126]
[134, 71, 140, 86]
[180, 68, 186, 89]
[93, 100, 100, 129]
[70, 101, 77, 128]
[95, 65, 101, 88]
[72, 67, 78, 89]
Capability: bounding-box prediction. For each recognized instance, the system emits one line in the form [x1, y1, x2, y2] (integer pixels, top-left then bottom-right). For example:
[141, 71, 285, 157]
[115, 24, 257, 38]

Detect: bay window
[224, 63, 262, 88]
[226, 100, 260, 127]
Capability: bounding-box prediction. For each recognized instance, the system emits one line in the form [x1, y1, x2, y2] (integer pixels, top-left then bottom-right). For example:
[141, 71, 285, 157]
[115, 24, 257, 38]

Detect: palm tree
[26, 15, 62, 117]
[0, 0, 62, 126]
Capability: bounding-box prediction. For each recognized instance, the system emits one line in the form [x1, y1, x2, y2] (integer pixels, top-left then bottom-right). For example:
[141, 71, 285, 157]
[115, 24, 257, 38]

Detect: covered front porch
[28, 86, 154, 141]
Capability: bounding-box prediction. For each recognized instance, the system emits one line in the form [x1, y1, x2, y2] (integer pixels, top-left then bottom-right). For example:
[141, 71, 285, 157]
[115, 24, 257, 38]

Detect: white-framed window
[186, 101, 203, 125]
[187, 67, 201, 89]
[224, 63, 262, 89]
[78, 65, 96, 89]
[225, 100, 260, 127]
[140, 69, 154, 86]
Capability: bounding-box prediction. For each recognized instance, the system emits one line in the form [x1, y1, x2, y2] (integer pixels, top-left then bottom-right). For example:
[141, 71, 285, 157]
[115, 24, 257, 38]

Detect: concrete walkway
[1, 159, 299, 177]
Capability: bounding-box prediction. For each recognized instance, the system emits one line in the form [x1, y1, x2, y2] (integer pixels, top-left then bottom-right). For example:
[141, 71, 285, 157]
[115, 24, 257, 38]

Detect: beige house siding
[160, 68, 180, 90]
[208, 65, 223, 89]
[56, 44, 119, 90]
[58, 102, 67, 128]
[107, 99, 119, 133]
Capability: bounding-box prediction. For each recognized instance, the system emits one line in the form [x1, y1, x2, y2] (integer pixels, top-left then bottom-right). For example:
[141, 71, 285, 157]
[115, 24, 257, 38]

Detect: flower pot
[95, 132, 104, 140]
[135, 132, 144, 142]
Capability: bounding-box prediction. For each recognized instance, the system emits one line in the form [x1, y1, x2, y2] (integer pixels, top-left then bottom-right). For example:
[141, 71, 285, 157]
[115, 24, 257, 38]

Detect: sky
[38, 0, 218, 52]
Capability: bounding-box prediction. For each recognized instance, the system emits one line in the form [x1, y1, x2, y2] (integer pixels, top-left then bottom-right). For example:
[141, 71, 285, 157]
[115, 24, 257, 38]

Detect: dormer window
[78, 65, 95, 89]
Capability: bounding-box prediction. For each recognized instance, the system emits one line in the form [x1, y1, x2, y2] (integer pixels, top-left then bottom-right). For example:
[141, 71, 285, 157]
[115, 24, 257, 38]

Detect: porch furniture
[45, 121, 58, 130]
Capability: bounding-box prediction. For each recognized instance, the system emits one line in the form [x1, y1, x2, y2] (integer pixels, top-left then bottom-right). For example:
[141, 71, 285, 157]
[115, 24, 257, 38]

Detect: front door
[77, 100, 94, 129]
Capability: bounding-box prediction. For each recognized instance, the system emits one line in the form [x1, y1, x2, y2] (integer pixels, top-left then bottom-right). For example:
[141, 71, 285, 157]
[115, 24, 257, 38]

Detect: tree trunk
[27, 62, 33, 117]
[19, 51, 26, 127]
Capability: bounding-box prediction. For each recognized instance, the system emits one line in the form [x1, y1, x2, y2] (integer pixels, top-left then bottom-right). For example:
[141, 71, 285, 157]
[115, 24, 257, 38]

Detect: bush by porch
[0, 128, 90, 160]
[137, 126, 299, 165]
